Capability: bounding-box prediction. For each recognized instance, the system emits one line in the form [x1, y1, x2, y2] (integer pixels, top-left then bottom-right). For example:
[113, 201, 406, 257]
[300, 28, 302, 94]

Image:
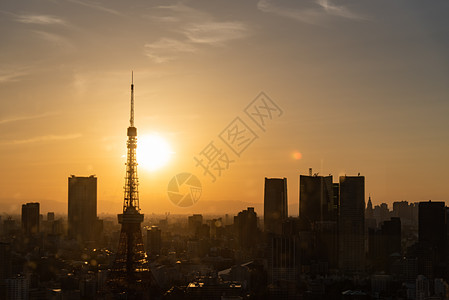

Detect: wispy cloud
[145, 4, 250, 63]
[32, 30, 73, 49]
[316, 0, 364, 20]
[0, 70, 29, 84]
[156, 3, 208, 22]
[144, 38, 197, 63]
[67, 0, 121, 16]
[2, 134, 82, 145]
[257, 0, 364, 25]
[15, 14, 66, 25]
[0, 112, 58, 125]
[184, 21, 249, 45]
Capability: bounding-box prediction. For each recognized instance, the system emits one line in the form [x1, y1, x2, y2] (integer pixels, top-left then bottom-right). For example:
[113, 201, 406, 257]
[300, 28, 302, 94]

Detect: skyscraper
[267, 234, 298, 284]
[21, 202, 40, 236]
[419, 201, 446, 251]
[299, 172, 338, 270]
[338, 175, 365, 273]
[146, 226, 162, 257]
[418, 200, 446, 278]
[264, 177, 287, 234]
[299, 173, 335, 227]
[234, 207, 259, 249]
[68, 175, 97, 242]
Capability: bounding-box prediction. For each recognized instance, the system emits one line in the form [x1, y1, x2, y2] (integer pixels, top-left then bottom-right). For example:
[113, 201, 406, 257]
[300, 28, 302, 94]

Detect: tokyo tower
[106, 74, 156, 299]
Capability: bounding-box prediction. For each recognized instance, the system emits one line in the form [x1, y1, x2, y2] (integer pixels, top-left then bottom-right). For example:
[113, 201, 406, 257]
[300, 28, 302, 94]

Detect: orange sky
[1, 0, 449, 215]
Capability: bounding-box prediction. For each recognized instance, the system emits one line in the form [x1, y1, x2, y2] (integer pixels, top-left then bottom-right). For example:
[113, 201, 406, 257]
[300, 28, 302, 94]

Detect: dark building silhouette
[188, 214, 203, 237]
[338, 175, 365, 273]
[419, 201, 446, 251]
[366, 196, 374, 219]
[147, 226, 161, 256]
[3, 218, 16, 237]
[267, 233, 299, 284]
[21, 202, 40, 236]
[299, 173, 335, 227]
[234, 207, 259, 249]
[314, 221, 339, 271]
[298, 171, 338, 272]
[332, 183, 339, 214]
[264, 177, 287, 234]
[417, 200, 446, 279]
[47, 212, 55, 222]
[365, 196, 377, 230]
[0, 242, 12, 298]
[68, 175, 97, 242]
[382, 217, 402, 255]
[368, 217, 401, 272]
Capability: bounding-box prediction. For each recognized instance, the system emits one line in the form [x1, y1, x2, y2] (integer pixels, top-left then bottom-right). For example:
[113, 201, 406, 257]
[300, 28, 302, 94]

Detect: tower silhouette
[107, 74, 154, 299]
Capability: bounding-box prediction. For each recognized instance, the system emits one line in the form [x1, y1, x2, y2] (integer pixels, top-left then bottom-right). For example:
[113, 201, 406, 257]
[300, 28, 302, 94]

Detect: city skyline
[1, 0, 449, 214]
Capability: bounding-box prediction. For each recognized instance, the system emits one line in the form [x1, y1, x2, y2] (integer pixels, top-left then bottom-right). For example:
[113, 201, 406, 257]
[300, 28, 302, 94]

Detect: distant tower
[366, 194, 374, 219]
[107, 74, 154, 298]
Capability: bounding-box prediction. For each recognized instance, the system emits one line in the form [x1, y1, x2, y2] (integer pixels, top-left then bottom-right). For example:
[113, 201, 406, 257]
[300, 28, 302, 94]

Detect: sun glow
[137, 134, 173, 171]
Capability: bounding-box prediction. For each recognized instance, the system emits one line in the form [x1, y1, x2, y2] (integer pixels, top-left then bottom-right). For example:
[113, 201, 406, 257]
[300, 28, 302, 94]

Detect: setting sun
[137, 134, 173, 171]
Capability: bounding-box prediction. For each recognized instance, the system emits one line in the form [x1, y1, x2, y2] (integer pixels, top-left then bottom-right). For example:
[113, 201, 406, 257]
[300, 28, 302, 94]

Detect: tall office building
[338, 175, 365, 273]
[418, 200, 446, 278]
[68, 175, 97, 242]
[234, 207, 259, 249]
[419, 201, 446, 250]
[146, 226, 162, 256]
[21, 202, 40, 236]
[188, 214, 203, 237]
[299, 173, 335, 227]
[299, 171, 338, 271]
[264, 178, 288, 234]
[368, 217, 401, 272]
[267, 234, 299, 284]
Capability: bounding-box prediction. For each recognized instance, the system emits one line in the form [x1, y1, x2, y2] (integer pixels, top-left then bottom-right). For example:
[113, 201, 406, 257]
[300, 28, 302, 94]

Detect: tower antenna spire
[130, 71, 134, 127]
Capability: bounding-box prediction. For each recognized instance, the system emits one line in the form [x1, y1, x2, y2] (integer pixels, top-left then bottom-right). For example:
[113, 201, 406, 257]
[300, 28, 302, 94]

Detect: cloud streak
[15, 14, 66, 25]
[68, 0, 121, 16]
[0, 112, 58, 125]
[32, 30, 73, 49]
[257, 0, 364, 25]
[184, 21, 249, 45]
[0, 70, 29, 84]
[316, 0, 364, 20]
[145, 4, 250, 63]
[144, 38, 197, 63]
[2, 134, 82, 145]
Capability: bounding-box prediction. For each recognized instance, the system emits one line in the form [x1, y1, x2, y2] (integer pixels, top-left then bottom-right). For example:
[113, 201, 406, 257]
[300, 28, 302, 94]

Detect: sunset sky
[1, 0, 449, 215]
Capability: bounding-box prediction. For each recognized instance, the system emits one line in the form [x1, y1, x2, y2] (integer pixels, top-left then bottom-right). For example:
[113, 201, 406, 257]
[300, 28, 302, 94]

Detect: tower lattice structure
[107, 75, 154, 299]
